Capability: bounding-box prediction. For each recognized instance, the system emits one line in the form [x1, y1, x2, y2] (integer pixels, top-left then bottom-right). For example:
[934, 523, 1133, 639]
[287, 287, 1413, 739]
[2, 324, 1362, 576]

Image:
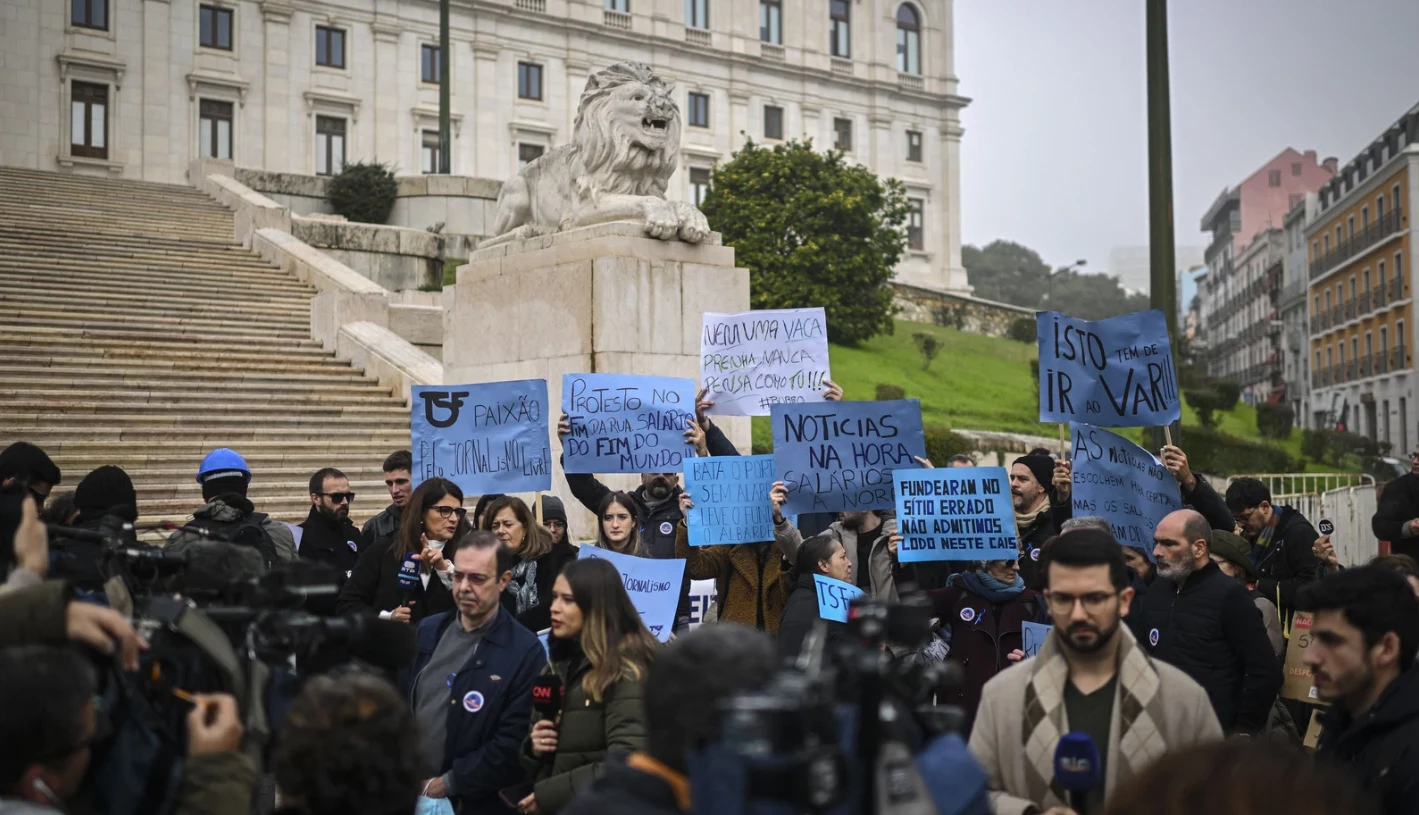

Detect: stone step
[0, 378, 388, 398]
[0, 245, 294, 277]
[6, 356, 369, 378]
[0, 166, 236, 200]
[2, 406, 408, 424]
[0, 265, 313, 297]
[47, 453, 399, 474]
[0, 212, 234, 235]
[0, 295, 310, 328]
[0, 280, 311, 312]
[23, 438, 413, 458]
[0, 232, 271, 260]
[0, 329, 329, 355]
[0, 311, 313, 340]
[8, 426, 410, 443]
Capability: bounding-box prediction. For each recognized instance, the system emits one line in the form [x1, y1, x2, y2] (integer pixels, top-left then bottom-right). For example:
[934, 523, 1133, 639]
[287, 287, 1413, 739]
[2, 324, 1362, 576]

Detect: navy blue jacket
[405, 608, 548, 812]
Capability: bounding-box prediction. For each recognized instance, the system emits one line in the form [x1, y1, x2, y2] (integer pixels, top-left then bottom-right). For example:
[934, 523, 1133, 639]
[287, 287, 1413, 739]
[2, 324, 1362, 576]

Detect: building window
[1288, 193, 1302, 210]
[71, 0, 107, 30]
[686, 0, 708, 29]
[1348, 215, 1355, 239]
[1268, 170, 1282, 187]
[1312, 240, 1319, 262]
[605, 0, 629, 11]
[1323, 234, 1330, 254]
[689, 167, 711, 206]
[200, 5, 233, 50]
[1395, 184, 1403, 214]
[421, 44, 441, 84]
[1292, 162, 1302, 176]
[70, 81, 108, 159]
[517, 62, 543, 101]
[518, 143, 545, 168]
[896, 4, 921, 74]
[1379, 195, 1387, 219]
[833, 117, 852, 152]
[421, 130, 441, 174]
[760, 0, 781, 43]
[688, 92, 710, 128]
[315, 26, 346, 68]
[763, 105, 783, 140]
[907, 198, 924, 250]
[314, 115, 346, 176]
[906, 130, 922, 162]
[198, 99, 233, 159]
[829, 0, 850, 58]
[1382, 326, 1389, 358]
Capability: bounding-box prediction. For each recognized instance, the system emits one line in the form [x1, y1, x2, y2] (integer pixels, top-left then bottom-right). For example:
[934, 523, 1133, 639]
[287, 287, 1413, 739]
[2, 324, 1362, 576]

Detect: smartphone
[498, 782, 535, 809]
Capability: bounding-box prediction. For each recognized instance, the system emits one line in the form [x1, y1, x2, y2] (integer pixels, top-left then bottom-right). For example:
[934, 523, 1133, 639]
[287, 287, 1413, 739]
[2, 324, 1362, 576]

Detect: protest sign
[1303, 709, 1324, 751]
[1282, 612, 1321, 703]
[1069, 423, 1181, 558]
[1022, 622, 1053, 659]
[894, 467, 1018, 562]
[687, 579, 717, 628]
[772, 400, 926, 515]
[1037, 309, 1181, 427]
[411, 380, 552, 494]
[561, 374, 696, 474]
[700, 308, 831, 416]
[578, 545, 685, 642]
[683, 455, 777, 546]
[813, 574, 865, 623]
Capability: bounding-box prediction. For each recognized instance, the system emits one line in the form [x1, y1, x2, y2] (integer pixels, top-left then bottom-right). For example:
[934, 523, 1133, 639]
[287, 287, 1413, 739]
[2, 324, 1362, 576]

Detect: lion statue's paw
[640, 197, 682, 241]
[671, 201, 711, 245]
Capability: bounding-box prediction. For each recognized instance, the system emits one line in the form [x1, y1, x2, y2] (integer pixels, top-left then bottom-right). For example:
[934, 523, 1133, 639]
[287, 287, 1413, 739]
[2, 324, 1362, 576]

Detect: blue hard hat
[197, 448, 252, 484]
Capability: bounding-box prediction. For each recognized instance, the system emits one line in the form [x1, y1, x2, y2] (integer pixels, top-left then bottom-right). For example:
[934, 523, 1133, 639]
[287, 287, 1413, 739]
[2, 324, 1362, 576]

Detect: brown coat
[674, 521, 789, 634]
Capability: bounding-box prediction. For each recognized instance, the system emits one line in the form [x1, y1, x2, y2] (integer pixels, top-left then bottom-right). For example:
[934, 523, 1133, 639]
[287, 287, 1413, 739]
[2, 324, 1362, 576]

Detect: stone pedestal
[444, 222, 751, 537]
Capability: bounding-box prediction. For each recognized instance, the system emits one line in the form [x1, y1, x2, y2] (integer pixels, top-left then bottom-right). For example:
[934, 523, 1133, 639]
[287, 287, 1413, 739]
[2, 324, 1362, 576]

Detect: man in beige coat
[969, 529, 1222, 815]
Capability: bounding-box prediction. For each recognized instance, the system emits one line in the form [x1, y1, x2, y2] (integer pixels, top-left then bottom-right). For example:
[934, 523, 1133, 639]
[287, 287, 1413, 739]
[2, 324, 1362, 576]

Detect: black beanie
[1012, 454, 1055, 490]
[75, 465, 137, 513]
[540, 495, 568, 525]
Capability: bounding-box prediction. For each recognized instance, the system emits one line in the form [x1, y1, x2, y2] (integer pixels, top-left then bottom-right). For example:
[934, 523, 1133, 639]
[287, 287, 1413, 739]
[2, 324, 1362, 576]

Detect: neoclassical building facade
[0, 0, 970, 291]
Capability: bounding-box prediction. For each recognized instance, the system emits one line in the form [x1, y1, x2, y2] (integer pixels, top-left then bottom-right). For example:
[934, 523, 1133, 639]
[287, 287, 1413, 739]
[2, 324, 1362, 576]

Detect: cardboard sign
[1037, 309, 1181, 427]
[894, 467, 1018, 562]
[1069, 423, 1181, 559]
[561, 374, 697, 474]
[771, 400, 927, 515]
[1022, 621, 1053, 659]
[411, 380, 553, 494]
[814, 574, 865, 623]
[577, 545, 686, 642]
[1282, 612, 1320, 702]
[1303, 708, 1324, 751]
[700, 308, 831, 416]
[683, 455, 777, 546]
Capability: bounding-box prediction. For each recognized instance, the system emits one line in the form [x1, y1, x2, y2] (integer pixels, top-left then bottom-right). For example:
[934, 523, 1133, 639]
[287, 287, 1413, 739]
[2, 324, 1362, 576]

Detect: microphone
[1053, 732, 1101, 815]
[396, 552, 421, 610]
[532, 675, 563, 721]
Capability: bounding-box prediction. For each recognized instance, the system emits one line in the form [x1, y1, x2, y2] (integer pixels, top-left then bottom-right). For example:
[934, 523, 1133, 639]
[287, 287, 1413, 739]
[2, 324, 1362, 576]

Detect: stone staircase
[0, 166, 409, 526]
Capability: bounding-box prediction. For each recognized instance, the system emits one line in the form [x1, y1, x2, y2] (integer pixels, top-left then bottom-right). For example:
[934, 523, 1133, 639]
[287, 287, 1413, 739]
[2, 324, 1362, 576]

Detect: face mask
[416, 796, 455, 815]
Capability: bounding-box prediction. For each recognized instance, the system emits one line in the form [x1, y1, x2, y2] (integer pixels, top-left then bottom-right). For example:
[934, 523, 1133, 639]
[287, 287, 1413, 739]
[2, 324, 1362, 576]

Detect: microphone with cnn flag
[532, 675, 563, 721]
[1053, 732, 1102, 815]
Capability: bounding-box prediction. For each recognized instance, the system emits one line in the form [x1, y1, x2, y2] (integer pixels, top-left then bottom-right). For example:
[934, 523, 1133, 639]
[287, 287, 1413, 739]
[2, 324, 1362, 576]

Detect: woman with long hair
[482, 495, 578, 632]
[517, 558, 657, 814]
[336, 478, 466, 625]
[776, 533, 854, 660]
[592, 491, 644, 556]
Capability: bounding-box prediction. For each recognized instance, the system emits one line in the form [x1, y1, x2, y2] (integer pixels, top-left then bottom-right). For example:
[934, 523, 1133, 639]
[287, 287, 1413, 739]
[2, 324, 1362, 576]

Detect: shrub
[1184, 387, 1226, 430]
[933, 303, 966, 330]
[1301, 428, 1326, 462]
[924, 426, 972, 466]
[913, 332, 942, 371]
[1008, 317, 1036, 344]
[1255, 402, 1295, 439]
[1181, 427, 1301, 476]
[1213, 381, 1242, 412]
[328, 161, 398, 224]
[875, 384, 905, 401]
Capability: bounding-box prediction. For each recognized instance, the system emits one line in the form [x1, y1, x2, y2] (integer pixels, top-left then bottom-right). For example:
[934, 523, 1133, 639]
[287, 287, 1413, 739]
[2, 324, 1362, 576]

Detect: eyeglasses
[1044, 590, 1119, 614]
[1409, 451, 1419, 460]
[1232, 507, 1257, 526]
[431, 506, 468, 520]
[316, 492, 356, 504]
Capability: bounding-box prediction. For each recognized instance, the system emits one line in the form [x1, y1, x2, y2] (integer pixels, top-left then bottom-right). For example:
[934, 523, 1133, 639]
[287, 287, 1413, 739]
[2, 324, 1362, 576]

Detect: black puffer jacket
[1318, 666, 1419, 815]
[1252, 505, 1321, 620]
[1130, 559, 1282, 732]
[297, 507, 368, 615]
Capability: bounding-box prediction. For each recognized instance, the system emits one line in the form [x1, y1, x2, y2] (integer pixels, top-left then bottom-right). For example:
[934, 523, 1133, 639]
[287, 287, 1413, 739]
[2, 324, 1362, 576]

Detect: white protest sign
[700, 308, 831, 416]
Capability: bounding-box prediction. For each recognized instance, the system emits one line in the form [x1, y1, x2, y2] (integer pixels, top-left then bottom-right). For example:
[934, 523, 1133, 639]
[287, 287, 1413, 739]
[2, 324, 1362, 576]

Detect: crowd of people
[2, 418, 1419, 815]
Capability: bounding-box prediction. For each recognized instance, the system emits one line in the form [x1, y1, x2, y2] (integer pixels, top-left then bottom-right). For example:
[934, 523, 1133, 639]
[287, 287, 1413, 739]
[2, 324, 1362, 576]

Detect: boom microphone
[532, 675, 563, 720]
[1053, 732, 1101, 815]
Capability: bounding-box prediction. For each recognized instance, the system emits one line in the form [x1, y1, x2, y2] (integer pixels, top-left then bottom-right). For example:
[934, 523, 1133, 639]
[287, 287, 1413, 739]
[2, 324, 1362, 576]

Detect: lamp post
[1046, 259, 1089, 307]
[438, 0, 450, 174]
[1146, 0, 1179, 449]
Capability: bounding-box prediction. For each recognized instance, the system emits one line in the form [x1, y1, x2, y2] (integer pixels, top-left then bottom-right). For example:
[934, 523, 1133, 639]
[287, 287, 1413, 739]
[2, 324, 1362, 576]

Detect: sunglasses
[317, 492, 356, 504]
[431, 506, 468, 520]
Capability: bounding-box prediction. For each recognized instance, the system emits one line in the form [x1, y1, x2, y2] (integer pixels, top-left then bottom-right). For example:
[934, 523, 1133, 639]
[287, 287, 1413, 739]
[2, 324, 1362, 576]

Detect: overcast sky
[954, 0, 1419, 280]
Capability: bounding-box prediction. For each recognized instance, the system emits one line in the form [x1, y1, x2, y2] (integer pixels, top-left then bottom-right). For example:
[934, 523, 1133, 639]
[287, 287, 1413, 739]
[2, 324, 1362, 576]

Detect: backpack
[189, 511, 279, 569]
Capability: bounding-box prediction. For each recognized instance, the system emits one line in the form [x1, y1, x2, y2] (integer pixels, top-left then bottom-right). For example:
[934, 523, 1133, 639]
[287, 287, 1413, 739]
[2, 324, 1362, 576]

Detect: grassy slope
[752, 319, 1333, 472]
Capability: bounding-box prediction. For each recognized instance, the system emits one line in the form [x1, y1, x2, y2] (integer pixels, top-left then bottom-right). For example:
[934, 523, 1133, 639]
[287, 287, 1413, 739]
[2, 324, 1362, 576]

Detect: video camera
[692, 592, 989, 815]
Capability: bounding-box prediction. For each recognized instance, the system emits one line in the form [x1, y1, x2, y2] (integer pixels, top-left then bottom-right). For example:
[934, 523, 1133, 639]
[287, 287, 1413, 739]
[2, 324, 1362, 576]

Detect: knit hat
[1012, 454, 1055, 491]
[540, 495, 568, 526]
[74, 465, 137, 513]
[1209, 530, 1256, 582]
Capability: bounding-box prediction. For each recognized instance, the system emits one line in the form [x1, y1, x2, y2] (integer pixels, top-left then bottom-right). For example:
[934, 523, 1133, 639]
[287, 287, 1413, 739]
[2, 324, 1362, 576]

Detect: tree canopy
[963, 240, 1149, 320]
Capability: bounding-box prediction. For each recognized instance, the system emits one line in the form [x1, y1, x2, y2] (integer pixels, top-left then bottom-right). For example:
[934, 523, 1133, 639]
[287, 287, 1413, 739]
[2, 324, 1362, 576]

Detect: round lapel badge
[659, 522, 674, 536]
[347, 539, 359, 552]
[462, 691, 484, 713]
[1149, 628, 1160, 647]
[960, 607, 976, 623]
[1030, 548, 1040, 561]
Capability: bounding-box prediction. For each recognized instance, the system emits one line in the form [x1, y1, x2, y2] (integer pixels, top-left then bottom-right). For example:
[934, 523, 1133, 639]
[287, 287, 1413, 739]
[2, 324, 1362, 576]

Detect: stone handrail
[338, 321, 442, 403]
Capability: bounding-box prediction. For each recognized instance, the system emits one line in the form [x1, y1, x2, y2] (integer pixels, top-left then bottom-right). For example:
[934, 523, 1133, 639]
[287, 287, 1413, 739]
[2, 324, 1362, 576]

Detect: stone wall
[892, 283, 1035, 339]
[235, 170, 334, 217]
[391, 175, 501, 245]
[291, 216, 444, 292]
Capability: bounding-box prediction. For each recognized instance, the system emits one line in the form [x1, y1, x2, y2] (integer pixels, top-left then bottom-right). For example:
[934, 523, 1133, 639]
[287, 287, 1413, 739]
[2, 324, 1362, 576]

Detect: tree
[701, 139, 909, 345]
[961, 241, 1051, 307]
[328, 161, 398, 224]
[1044, 268, 1151, 321]
[913, 332, 941, 370]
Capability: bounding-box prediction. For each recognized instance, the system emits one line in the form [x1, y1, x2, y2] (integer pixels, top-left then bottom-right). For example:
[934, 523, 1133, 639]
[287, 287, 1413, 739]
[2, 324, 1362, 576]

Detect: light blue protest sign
[561, 374, 696, 474]
[1069, 422, 1181, 560]
[1037, 309, 1181, 427]
[813, 574, 864, 623]
[683, 455, 777, 546]
[771, 400, 926, 515]
[700, 308, 831, 416]
[894, 467, 1018, 562]
[411, 380, 552, 494]
[1022, 621, 1053, 659]
[577, 545, 685, 642]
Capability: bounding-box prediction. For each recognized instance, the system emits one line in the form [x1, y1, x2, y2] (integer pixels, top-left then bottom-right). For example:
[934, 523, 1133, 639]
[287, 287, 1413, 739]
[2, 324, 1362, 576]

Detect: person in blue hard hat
[166, 448, 297, 568]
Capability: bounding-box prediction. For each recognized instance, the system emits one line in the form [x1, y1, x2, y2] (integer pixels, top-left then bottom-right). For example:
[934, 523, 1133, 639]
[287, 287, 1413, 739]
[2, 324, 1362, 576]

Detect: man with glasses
[969, 528, 1220, 815]
[299, 467, 368, 614]
[1372, 444, 1419, 561]
[1224, 477, 1322, 626]
[362, 450, 413, 550]
[1130, 509, 1281, 735]
[406, 530, 547, 812]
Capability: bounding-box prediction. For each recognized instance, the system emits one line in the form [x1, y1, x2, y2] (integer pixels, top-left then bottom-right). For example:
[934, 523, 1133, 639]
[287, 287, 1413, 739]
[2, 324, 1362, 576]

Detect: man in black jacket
[1132, 509, 1282, 734]
[361, 450, 412, 549]
[299, 467, 368, 615]
[1225, 477, 1322, 624]
[1371, 443, 1419, 560]
[1301, 567, 1419, 815]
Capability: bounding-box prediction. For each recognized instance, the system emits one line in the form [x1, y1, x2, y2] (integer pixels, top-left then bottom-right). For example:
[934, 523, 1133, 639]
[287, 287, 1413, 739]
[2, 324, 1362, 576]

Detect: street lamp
[1046, 259, 1088, 306]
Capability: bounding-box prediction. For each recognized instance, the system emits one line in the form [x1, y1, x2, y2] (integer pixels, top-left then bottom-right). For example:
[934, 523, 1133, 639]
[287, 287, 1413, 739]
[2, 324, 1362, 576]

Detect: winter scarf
[1015, 500, 1052, 535]
[956, 569, 1027, 605]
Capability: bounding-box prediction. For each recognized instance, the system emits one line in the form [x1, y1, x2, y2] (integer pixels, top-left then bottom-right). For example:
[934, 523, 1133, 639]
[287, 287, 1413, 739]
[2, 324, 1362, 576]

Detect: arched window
[896, 4, 921, 74]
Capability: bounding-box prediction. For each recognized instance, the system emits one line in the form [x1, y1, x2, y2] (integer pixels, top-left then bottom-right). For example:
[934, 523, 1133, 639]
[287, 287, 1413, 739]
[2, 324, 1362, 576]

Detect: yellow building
[1307, 103, 1419, 451]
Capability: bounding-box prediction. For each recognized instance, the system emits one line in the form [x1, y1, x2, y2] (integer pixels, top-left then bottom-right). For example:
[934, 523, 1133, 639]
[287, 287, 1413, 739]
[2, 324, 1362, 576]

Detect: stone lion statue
[484, 62, 712, 246]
